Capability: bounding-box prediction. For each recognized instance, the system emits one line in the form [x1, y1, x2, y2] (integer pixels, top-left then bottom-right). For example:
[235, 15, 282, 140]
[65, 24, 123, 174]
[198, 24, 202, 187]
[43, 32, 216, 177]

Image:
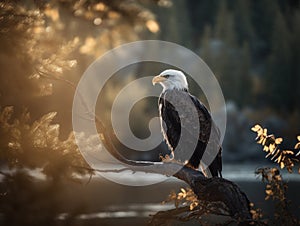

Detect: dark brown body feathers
[159, 89, 222, 177]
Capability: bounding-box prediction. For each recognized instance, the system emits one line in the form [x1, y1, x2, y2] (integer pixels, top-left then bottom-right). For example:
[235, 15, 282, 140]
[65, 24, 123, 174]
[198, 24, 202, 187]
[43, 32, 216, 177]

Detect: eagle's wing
[160, 90, 200, 153]
[160, 89, 222, 176]
[163, 89, 220, 143]
[189, 94, 221, 145]
[189, 93, 222, 177]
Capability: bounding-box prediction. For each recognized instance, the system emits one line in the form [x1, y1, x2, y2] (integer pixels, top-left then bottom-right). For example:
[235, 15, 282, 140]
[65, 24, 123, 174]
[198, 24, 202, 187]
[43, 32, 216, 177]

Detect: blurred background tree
[0, 0, 164, 225]
[0, 0, 299, 225]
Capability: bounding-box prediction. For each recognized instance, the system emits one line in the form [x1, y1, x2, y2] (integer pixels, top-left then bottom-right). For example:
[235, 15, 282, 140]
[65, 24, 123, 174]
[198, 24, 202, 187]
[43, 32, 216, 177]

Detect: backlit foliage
[251, 124, 300, 173]
[164, 187, 199, 210]
[0, 1, 79, 98]
[0, 0, 163, 97]
[255, 167, 286, 201]
[252, 125, 300, 225]
[0, 1, 166, 225]
[249, 202, 263, 221]
[0, 0, 166, 170]
[0, 106, 91, 225]
[157, 187, 237, 225]
[163, 187, 233, 218]
[57, 0, 162, 31]
[0, 106, 89, 180]
[255, 167, 299, 225]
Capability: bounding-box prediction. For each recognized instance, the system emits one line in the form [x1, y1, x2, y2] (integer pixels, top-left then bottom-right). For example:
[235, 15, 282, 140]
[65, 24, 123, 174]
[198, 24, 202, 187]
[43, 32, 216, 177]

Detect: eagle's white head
[152, 69, 188, 92]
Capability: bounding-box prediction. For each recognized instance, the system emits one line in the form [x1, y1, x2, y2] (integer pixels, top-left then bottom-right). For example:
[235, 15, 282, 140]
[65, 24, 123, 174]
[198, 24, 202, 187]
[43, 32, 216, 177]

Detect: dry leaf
[146, 20, 160, 33]
[280, 161, 285, 169]
[275, 138, 283, 144]
[251, 124, 262, 132]
[265, 189, 272, 195]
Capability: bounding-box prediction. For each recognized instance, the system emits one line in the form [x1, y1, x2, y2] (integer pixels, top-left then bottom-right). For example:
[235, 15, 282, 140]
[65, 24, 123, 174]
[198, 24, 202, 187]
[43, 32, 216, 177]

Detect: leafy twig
[251, 124, 300, 173]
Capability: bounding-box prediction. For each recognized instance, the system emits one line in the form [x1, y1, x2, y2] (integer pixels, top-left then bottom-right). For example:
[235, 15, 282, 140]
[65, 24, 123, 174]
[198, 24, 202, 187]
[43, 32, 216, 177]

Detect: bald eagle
[152, 69, 222, 178]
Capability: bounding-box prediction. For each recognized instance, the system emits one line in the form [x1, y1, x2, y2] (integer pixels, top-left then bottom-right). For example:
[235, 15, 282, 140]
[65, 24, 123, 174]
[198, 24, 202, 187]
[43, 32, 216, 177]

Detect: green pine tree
[266, 10, 293, 110]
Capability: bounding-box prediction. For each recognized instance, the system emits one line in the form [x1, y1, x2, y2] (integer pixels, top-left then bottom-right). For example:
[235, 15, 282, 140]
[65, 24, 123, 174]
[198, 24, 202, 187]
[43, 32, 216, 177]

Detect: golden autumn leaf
[294, 142, 300, 149]
[257, 130, 263, 137]
[257, 136, 266, 144]
[146, 19, 160, 33]
[275, 138, 283, 144]
[177, 193, 185, 199]
[265, 189, 273, 195]
[189, 201, 198, 210]
[251, 124, 262, 132]
[269, 143, 276, 152]
[262, 128, 267, 137]
[276, 154, 282, 163]
[177, 188, 187, 199]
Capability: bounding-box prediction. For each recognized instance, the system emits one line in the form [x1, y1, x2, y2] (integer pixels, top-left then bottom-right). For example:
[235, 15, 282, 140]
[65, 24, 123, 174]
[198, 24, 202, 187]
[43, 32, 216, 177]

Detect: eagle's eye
[162, 74, 170, 78]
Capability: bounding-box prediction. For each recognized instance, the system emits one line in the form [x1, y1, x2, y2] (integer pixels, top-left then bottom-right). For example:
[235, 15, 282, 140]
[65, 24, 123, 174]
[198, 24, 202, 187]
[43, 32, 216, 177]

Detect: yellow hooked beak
[152, 75, 166, 85]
